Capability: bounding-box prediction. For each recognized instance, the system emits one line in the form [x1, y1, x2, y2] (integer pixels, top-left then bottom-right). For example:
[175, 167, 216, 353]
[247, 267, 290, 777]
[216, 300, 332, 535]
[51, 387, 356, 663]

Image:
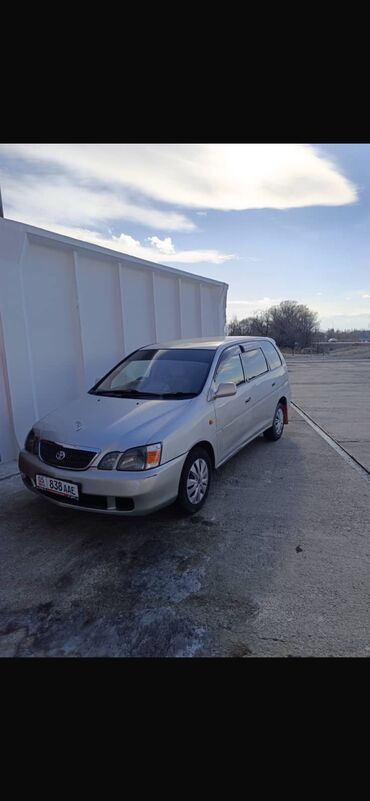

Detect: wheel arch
[189, 440, 216, 470]
[278, 396, 289, 424]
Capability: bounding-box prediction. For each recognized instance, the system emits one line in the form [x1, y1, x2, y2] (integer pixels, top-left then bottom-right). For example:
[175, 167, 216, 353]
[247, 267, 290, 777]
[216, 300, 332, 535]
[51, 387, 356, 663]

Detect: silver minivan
[19, 336, 291, 515]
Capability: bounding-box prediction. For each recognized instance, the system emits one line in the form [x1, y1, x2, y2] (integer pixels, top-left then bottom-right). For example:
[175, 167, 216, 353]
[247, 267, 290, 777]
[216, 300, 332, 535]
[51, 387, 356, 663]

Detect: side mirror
[214, 382, 237, 399]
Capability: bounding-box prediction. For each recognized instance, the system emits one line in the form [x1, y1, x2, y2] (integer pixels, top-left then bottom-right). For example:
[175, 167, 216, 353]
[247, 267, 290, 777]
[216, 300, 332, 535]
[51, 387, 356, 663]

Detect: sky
[0, 143, 369, 331]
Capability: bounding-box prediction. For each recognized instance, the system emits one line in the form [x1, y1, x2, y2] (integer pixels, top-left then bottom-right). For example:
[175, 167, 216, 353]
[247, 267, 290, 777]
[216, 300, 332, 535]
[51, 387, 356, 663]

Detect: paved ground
[288, 357, 370, 471]
[1, 359, 370, 657]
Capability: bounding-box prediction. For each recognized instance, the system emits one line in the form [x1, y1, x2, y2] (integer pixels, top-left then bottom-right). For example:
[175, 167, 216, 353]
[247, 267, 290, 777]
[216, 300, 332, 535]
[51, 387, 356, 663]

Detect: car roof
[143, 336, 276, 350]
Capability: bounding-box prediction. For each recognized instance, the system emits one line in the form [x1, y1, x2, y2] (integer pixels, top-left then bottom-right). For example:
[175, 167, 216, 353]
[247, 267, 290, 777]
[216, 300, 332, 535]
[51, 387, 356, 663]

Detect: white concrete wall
[0, 218, 228, 463]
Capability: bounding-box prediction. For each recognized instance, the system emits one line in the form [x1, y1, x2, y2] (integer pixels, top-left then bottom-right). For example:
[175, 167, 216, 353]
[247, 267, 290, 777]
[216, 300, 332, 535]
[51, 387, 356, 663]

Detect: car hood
[34, 393, 193, 452]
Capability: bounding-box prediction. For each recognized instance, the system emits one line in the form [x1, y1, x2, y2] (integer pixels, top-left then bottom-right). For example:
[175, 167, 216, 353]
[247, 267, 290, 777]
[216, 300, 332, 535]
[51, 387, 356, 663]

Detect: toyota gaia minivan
[19, 337, 290, 515]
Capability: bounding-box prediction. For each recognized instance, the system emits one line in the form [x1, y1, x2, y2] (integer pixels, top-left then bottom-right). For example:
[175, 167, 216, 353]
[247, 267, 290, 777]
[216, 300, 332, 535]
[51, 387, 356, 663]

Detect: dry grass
[281, 344, 370, 359]
[325, 344, 370, 358]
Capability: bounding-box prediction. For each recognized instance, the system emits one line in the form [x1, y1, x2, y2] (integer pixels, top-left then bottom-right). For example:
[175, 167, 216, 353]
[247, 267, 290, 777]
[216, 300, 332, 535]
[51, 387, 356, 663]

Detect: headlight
[97, 444, 162, 471]
[25, 429, 39, 455]
[117, 447, 146, 471]
[117, 443, 162, 471]
[97, 451, 120, 470]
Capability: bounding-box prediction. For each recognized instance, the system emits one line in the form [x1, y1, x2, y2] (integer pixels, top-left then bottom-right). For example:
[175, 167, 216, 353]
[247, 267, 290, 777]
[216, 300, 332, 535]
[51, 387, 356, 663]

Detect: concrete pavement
[1, 393, 370, 656]
[288, 357, 370, 471]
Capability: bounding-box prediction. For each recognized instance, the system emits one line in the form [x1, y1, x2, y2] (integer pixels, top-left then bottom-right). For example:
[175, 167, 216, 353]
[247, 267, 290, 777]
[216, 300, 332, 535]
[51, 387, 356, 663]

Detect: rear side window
[241, 348, 268, 380]
[215, 348, 244, 386]
[262, 341, 282, 370]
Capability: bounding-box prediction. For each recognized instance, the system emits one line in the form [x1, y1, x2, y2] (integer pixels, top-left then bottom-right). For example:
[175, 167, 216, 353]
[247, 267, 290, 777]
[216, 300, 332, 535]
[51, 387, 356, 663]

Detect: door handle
[245, 396, 251, 403]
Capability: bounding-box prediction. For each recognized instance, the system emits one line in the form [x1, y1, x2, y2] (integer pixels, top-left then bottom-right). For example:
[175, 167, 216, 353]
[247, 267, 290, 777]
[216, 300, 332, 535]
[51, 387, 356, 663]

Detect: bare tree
[228, 300, 319, 353]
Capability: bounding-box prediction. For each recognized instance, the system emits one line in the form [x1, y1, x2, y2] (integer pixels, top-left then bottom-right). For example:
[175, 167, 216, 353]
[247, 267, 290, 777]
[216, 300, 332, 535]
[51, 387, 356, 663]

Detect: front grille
[39, 440, 97, 470]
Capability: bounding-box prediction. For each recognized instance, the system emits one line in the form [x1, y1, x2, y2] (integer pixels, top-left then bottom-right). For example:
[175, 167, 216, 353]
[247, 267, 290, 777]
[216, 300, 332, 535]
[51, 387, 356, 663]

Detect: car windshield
[90, 348, 216, 399]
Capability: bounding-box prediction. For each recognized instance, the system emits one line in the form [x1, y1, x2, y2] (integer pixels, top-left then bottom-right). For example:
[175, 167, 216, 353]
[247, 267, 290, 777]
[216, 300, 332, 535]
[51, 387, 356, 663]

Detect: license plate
[35, 474, 79, 500]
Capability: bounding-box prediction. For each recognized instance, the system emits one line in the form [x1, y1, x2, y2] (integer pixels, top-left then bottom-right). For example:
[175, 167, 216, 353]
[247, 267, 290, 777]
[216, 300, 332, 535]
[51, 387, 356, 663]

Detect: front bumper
[18, 449, 187, 515]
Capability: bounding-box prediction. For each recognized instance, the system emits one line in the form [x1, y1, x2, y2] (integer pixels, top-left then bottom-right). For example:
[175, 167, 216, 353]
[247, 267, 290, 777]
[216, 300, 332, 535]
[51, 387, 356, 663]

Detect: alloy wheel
[186, 458, 209, 504]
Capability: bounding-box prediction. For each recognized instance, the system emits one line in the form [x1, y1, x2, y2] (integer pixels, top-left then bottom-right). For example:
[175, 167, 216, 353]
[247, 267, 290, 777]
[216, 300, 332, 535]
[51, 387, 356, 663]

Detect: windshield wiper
[160, 392, 197, 398]
[90, 389, 161, 398]
[90, 389, 197, 399]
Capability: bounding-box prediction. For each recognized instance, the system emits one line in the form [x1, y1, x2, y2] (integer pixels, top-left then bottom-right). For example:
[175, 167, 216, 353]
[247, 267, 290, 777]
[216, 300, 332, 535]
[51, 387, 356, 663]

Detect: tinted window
[91, 348, 215, 399]
[262, 341, 282, 370]
[215, 348, 244, 386]
[241, 348, 268, 380]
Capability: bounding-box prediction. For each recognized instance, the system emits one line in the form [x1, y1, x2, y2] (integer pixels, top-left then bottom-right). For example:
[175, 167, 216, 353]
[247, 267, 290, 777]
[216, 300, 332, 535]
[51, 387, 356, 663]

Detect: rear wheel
[264, 402, 285, 441]
[177, 447, 212, 514]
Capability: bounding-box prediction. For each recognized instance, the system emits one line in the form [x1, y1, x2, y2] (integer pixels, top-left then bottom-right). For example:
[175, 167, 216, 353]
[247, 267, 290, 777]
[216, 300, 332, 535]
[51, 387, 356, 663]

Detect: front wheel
[264, 402, 285, 441]
[177, 447, 212, 515]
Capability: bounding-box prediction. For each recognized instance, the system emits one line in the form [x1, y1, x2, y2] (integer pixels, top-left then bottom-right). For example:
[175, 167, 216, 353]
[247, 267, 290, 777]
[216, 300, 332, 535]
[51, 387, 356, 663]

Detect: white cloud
[362, 293, 370, 298]
[159, 248, 235, 265]
[318, 313, 370, 330]
[0, 143, 357, 211]
[146, 236, 175, 255]
[227, 297, 283, 319]
[228, 297, 282, 309]
[35, 223, 235, 265]
[306, 296, 370, 319]
[0, 174, 196, 232]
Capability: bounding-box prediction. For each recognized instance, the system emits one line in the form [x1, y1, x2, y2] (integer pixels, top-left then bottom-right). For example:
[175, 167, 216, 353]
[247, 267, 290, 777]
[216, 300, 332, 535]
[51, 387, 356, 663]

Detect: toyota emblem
[56, 450, 66, 461]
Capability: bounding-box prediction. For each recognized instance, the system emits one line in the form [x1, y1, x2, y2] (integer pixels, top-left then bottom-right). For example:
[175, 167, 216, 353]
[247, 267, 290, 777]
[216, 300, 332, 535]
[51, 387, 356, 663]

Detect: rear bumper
[18, 449, 187, 515]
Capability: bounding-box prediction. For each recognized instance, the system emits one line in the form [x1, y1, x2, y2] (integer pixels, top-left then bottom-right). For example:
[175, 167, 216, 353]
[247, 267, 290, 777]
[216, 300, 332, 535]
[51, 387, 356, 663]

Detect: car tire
[263, 402, 285, 442]
[177, 447, 212, 515]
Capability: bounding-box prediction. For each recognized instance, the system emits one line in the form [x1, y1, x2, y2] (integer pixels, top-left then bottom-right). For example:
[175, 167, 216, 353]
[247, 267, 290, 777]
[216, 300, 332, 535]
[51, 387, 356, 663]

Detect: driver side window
[215, 348, 244, 387]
